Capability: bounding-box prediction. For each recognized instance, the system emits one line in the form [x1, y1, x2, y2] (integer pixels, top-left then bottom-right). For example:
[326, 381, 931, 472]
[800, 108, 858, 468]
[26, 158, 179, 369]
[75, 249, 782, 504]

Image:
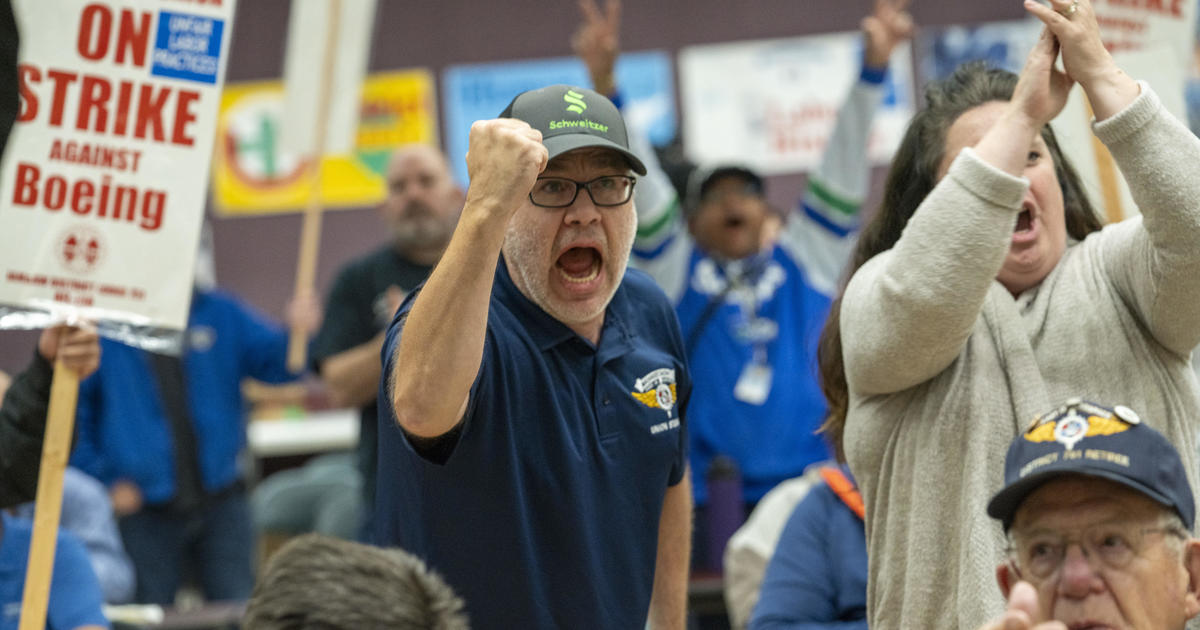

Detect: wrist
[592, 73, 616, 97]
[457, 197, 517, 243]
[1080, 66, 1139, 120]
[998, 106, 1043, 138]
[860, 62, 888, 85]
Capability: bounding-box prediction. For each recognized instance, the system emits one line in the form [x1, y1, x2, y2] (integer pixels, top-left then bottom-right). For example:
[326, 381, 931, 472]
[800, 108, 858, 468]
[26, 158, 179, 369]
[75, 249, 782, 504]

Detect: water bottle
[705, 455, 745, 572]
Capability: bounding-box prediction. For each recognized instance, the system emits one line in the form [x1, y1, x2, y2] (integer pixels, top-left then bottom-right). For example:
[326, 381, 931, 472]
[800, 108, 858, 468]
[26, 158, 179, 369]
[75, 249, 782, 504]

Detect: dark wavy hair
[817, 62, 1103, 461]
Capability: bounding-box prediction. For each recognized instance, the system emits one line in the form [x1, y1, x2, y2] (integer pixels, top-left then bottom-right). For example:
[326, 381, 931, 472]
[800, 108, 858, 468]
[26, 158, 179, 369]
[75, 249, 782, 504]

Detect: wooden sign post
[286, 0, 343, 373]
[18, 337, 80, 630]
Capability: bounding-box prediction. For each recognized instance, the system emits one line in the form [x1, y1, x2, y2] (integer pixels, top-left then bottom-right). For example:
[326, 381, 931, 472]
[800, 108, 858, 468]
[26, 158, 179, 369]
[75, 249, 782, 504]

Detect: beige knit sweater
[840, 85, 1200, 630]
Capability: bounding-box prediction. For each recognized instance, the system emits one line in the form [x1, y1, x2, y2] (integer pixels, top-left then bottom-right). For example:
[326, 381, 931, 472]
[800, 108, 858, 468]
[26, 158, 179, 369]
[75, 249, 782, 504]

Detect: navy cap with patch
[987, 399, 1194, 531]
[500, 84, 645, 175]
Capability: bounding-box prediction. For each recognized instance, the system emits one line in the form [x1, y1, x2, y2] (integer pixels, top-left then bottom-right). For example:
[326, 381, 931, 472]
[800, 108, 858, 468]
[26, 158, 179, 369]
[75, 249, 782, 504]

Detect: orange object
[819, 466, 865, 520]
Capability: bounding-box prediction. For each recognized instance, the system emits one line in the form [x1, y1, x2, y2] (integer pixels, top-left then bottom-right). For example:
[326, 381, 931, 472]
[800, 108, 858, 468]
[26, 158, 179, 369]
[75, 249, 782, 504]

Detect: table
[246, 408, 359, 457]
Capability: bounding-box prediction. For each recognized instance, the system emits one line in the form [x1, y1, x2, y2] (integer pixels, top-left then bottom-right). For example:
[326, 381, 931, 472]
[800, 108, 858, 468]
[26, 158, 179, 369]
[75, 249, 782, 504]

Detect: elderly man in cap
[375, 85, 691, 629]
[978, 399, 1200, 630]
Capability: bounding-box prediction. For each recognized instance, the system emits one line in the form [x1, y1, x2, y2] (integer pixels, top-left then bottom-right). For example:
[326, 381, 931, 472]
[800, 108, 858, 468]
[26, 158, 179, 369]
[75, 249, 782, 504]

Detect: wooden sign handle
[286, 0, 343, 373]
[18, 341, 80, 630]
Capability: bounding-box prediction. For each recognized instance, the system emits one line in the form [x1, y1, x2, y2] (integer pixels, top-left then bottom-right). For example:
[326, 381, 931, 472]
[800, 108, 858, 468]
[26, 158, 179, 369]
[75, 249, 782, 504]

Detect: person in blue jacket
[749, 464, 867, 630]
[71, 285, 316, 604]
[572, 0, 914, 517]
[0, 511, 109, 630]
[13, 467, 135, 604]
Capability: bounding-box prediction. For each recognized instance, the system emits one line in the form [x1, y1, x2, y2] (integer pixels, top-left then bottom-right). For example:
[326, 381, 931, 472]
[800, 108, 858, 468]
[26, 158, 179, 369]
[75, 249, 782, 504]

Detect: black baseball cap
[987, 399, 1195, 531]
[685, 165, 765, 216]
[499, 84, 645, 175]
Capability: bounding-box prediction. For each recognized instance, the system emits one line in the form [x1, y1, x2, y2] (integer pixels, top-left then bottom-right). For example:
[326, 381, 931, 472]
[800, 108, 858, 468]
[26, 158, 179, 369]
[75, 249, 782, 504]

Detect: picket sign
[282, 0, 374, 372]
[1, 0, 236, 622]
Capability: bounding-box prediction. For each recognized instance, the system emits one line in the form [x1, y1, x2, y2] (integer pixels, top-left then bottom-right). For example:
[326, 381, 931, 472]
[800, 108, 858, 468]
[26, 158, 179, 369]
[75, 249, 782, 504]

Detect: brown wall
[0, 0, 1026, 373]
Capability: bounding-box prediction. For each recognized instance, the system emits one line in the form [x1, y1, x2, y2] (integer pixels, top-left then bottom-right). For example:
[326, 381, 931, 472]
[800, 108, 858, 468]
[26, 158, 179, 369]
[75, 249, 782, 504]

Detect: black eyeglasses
[529, 175, 636, 208]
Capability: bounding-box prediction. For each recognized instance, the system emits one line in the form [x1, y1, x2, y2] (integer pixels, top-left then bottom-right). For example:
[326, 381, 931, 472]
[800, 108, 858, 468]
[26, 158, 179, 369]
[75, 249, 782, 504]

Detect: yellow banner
[212, 69, 437, 215]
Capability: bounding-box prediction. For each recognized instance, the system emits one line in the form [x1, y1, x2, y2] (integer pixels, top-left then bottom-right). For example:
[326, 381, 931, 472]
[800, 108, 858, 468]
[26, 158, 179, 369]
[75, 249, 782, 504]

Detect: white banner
[280, 0, 376, 158]
[679, 32, 915, 174]
[1096, 0, 1196, 64]
[0, 0, 235, 343]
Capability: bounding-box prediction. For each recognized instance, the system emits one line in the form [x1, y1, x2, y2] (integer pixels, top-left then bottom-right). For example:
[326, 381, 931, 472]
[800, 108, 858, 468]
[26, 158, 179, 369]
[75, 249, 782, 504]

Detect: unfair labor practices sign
[0, 0, 234, 345]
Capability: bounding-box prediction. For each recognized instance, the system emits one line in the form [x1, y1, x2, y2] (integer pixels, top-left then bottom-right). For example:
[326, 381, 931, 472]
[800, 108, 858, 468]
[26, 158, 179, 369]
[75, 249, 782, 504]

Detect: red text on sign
[77, 4, 152, 68]
[11, 162, 166, 232]
[1098, 0, 1184, 17]
[17, 65, 200, 147]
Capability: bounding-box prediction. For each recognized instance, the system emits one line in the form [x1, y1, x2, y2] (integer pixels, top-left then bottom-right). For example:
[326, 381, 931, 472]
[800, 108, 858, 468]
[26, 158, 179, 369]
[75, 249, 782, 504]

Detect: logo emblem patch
[631, 368, 677, 417]
[1024, 412, 1131, 450]
[564, 89, 587, 114]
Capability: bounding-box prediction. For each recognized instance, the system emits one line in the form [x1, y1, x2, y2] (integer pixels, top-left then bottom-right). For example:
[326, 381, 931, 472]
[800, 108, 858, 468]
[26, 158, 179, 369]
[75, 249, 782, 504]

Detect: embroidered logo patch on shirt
[630, 368, 678, 424]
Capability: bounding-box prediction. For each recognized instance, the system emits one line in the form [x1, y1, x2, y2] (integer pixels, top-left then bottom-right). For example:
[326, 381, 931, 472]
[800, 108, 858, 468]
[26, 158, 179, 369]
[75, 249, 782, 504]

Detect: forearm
[0, 349, 52, 434]
[649, 475, 692, 630]
[1081, 65, 1140, 122]
[391, 210, 507, 437]
[624, 97, 683, 251]
[0, 350, 54, 506]
[842, 150, 1026, 394]
[972, 107, 1043, 178]
[622, 97, 691, 301]
[806, 76, 886, 215]
[1096, 85, 1200, 354]
[783, 76, 886, 293]
[320, 333, 386, 408]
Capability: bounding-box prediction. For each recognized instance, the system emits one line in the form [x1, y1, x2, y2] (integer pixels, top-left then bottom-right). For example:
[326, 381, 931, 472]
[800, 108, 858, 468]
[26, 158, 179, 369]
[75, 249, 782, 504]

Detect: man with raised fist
[377, 85, 691, 629]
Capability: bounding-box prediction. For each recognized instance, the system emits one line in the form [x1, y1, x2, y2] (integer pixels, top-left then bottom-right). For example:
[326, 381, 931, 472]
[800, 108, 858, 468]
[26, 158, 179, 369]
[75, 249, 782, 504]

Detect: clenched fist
[463, 118, 549, 222]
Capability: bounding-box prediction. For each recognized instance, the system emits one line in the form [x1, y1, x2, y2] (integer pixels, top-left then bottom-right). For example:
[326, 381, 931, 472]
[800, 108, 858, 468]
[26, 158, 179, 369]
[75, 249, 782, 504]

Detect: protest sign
[212, 69, 436, 215]
[442, 51, 675, 187]
[0, 0, 235, 349]
[917, 19, 1041, 81]
[679, 32, 915, 174]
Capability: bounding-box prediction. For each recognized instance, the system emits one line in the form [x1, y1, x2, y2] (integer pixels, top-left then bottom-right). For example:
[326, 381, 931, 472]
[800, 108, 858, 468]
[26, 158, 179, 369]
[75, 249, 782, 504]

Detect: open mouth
[1015, 209, 1033, 233]
[556, 247, 601, 284]
[1011, 200, 1039, 244]
[724, 216, 746, 229]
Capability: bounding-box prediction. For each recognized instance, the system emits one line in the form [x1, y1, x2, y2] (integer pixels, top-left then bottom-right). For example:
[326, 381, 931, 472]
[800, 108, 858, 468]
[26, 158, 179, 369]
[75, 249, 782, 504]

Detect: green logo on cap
[564, 90, 587, 114]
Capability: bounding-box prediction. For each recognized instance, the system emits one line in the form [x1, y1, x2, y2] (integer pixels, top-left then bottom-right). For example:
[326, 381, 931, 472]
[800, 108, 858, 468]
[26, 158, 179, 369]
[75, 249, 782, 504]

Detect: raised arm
[842, 28, 1072, 394]
[573, 0, 693, 301]
[1026, 0, 1200, 355]
[388, 120, 547, 438]
[781, 0, 912, 296]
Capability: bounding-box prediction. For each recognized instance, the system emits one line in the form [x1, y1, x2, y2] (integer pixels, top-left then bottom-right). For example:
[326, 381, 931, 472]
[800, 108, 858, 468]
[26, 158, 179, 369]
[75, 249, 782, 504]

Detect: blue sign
[918, 19, 1039, 83]
[151, 12, 224, 84]
[442, 51, 676, 186]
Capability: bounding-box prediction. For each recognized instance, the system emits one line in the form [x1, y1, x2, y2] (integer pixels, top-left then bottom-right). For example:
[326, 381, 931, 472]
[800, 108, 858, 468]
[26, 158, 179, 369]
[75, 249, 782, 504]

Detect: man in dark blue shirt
[377, 84, 692, 628]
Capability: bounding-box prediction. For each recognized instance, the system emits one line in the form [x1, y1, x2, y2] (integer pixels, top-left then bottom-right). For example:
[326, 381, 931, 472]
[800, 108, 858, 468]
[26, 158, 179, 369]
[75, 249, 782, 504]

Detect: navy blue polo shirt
[375, 258, 689, 629]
